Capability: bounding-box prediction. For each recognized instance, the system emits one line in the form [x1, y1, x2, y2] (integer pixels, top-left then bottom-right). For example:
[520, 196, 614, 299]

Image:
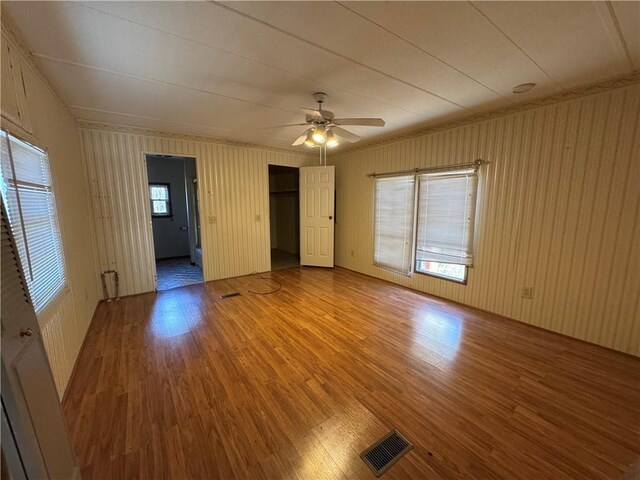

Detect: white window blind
[0, 131, 66, 312]
[373, 175, 415, 274]
[416, 170, 478, 267]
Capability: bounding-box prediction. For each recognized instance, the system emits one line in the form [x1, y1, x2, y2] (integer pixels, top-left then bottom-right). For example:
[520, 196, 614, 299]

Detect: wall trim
[79, 71, 639, 159]
[77, 120, 316, 157]
[335, 70, 640, 156]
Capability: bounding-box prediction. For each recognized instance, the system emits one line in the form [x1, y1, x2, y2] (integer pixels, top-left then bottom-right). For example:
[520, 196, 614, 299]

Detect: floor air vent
[219, 292, 241, 299]
[360, 430, 413, 477]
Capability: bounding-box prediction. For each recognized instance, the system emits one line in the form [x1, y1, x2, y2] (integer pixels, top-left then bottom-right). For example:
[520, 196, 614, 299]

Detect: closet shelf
[269, 189, 299, 196]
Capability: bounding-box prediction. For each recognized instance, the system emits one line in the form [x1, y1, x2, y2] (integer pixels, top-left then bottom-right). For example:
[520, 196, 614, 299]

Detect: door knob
[329, 216, 333, 220]
[20, 328, 33, 337]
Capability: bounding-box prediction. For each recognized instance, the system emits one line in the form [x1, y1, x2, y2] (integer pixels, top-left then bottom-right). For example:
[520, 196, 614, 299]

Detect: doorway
[269, 165, 300, 270]
[146, 154, 203, 290]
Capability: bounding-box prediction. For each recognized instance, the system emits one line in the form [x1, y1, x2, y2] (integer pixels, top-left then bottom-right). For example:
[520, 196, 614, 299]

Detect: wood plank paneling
[80, 127, 313, 296]
[2, 25, 100, 396]
[330, 84, 640, 355]
[40, 290, 82, 394]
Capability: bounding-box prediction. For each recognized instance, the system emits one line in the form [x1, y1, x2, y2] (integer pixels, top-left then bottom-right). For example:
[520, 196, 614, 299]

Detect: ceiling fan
[270, 93, 385, 148]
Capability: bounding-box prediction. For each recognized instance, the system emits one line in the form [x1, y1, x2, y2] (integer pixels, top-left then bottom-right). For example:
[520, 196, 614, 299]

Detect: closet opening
[146, 154, 203, 290]
[268, 165, 300, 271]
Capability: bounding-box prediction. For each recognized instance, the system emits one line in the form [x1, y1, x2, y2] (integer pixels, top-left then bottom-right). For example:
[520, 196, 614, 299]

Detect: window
[0, 131, 66, 312]
[373, 175, 415, 274]
[415, 170, 478, 282]
[149, 183, 172, 217]
[372, 167, 479, 283]
[416, 261, 467, 283]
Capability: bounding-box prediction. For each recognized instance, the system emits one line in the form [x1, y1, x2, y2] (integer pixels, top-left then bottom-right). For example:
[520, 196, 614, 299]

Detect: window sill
[415, 269, 467, 285]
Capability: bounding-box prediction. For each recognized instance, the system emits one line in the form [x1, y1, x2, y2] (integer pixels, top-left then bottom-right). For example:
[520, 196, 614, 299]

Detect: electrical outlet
[350, 249, 355, 257]
[522, 286, 533, 299]
[255, 214, 261, 222]
[208, 215, 216, 224]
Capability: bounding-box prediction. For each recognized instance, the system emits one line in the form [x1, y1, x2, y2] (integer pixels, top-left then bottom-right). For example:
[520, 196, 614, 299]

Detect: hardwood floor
[63, 267, 640, 479]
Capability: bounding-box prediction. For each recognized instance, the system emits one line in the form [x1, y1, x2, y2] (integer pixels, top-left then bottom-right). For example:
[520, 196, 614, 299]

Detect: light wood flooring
[63, 267, 640, 479]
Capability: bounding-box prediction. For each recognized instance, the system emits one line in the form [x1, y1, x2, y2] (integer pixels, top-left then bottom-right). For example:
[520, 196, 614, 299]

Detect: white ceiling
[4, 1, 639, 150]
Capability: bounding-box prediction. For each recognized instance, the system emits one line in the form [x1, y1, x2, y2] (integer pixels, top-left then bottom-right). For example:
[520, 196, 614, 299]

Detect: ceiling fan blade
[333, 118, 385, 127]
[301, 108, 324, 121]
[301, 108, 334, 121]
[332, 126, 361, 143]
[292, 129, 311, 146]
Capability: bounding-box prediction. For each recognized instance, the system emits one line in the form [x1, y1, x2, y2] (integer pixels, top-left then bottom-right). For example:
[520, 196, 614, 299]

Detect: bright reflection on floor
[411, 308, 463, 366]
[298, 433, 347, 478]
[148, 295, 200, 338]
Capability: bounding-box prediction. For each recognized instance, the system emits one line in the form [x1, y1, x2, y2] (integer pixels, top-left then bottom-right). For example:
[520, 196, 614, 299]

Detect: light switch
[208, 216, 217, 224]
[255, 214, 261, 222]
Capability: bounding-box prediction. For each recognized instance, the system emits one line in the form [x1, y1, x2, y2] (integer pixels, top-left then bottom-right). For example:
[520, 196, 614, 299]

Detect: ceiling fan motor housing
[313, 92, 327, 104]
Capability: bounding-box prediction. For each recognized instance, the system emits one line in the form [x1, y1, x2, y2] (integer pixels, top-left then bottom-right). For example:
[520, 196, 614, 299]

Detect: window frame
[371, 166, 479, 284]
[413, 170, 477, 284]
[0, 129, 68, 313]
[149, 182, 173, 218]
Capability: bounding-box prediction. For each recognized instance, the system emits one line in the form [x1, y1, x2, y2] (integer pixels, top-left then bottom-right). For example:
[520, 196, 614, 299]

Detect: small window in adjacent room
[0, 130, 67, 312]
[149, 183, 172, 217]
[415, 169, 478, 283]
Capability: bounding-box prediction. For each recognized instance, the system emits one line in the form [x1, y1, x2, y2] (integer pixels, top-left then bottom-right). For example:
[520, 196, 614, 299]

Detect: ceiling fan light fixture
[312, 126, 326, 144]
[326, 130, 339, 147]
[304, 130, 316, 147]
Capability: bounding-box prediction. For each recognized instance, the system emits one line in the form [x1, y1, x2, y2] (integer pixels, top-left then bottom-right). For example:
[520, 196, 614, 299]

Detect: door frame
[266, 163, 301, 272]
[142, 151, 203, 290]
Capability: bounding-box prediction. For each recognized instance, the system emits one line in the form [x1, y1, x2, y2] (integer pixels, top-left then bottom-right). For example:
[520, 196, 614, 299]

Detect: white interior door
[1, 206, 78, 479]
[299, 166, 335, 267]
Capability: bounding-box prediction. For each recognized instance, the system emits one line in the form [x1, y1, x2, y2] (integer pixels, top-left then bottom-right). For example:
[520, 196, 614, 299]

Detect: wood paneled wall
[330, 83, 640, 356]
[80, 127, 313, 296]
[1, 25, 100, 395]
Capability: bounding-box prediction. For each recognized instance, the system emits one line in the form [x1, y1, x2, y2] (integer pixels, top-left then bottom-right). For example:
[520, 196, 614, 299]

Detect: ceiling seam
[335, 1, 508, 101]
[77, 3, 429, 118]
[33, 53, 300, 115]
[605, 1, 635, 72]
[209, 1, 472, 113]
[77, 120, 310, 155]
[70, 106, 293, 141]
[334, 70, 639, 155]
[468, 1, 561, 89]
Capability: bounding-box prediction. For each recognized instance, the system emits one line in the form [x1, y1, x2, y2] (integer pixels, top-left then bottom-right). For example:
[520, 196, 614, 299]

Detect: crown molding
[336, 71, 640, 155]
[76, 120, 313, 156]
